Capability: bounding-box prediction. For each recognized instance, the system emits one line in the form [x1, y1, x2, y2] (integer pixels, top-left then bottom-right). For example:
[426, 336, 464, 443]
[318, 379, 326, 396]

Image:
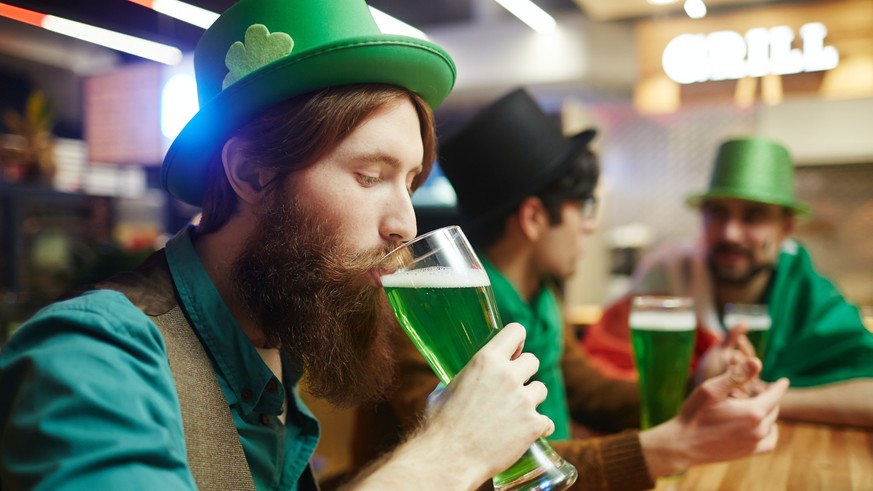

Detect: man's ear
[517, 196, 549, 242]
[221, 137, 278, 206]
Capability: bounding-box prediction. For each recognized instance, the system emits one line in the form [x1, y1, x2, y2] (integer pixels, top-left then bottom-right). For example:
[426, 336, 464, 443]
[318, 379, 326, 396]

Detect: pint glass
[724, 303, 772, 358]
[379, 226, 577, 491]
[629, 296, 696, 429]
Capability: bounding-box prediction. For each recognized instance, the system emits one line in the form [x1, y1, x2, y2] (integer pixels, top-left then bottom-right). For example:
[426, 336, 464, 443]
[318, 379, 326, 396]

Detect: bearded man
[584, 136, 873, 428]
[0, 1, 553, 489]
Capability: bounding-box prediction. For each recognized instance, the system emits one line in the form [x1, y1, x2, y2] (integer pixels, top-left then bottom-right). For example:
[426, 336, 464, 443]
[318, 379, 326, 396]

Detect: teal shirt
[481, 256, 571, 441]
[0, 227, 319, 490]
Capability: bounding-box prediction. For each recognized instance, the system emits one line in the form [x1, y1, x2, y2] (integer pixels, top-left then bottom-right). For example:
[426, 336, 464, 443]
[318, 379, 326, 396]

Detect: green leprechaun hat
[687, 136, 810, 215]
[162, 0, 456, 206]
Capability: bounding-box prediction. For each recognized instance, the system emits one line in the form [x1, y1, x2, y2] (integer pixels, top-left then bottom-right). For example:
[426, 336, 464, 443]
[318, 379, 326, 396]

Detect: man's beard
[231, 196, 400, 407]
[707, 242, 773, 286]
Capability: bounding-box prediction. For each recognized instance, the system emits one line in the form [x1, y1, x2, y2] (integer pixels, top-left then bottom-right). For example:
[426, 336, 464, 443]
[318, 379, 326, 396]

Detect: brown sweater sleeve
[561, 324, 642, 433]
[551, 432, 654, 491]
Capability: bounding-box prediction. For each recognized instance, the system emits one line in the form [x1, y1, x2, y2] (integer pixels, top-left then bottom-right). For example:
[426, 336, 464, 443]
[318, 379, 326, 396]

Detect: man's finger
[512, 352, 541, 383]
[736, 334, 756, 358]
[759, 398, 781, 429]
[724, 324, 749, 343]
[482, 323, 527, 359]
[540, 415, 556, 438]
[754, 422, 780, 454]
[726, 356, 761, 387]
[724, 325, 755, 357]
[748, 377, 790, 410]
[695, 356, 761, 405]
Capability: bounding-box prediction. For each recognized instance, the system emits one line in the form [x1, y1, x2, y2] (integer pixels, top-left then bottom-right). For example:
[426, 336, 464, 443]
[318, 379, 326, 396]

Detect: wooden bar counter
[653, 420, 873, 490]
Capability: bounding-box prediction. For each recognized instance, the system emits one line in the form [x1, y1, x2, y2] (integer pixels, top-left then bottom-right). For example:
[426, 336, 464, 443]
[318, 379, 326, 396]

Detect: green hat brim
[686, 190, 811, 216]
[162, 35, 455, 206]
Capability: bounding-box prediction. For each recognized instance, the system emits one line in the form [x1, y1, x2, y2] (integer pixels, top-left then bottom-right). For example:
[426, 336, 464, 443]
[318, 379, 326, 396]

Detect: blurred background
[1, 0, 872, 481]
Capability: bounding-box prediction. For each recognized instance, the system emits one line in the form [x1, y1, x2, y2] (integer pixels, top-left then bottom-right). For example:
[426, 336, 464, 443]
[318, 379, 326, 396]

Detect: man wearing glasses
[352, 89, 789, 490]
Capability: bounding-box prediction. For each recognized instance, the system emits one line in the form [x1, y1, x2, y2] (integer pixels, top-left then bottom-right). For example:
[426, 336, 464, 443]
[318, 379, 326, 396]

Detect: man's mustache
[712, 243, 753, 258]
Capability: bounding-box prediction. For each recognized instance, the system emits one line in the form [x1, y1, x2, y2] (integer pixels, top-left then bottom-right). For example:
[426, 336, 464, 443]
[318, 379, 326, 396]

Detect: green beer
[745, 329, 771, 358]
[724, 305, 772, 357]
[382, 266, 565, 487]
[630, 310, 696, 429]
[382, 267, 500, 383]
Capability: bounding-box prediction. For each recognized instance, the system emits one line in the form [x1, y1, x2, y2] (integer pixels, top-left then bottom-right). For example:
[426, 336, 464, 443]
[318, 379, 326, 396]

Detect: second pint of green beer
[723, 303, 772, 359]
[629, 296, 696, 429]
[382, 267, 500, 384]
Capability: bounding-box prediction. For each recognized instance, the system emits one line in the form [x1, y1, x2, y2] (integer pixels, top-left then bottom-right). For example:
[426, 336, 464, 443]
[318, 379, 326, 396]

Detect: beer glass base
[492, 439, 578, 491]
[492, 463, 577, 491]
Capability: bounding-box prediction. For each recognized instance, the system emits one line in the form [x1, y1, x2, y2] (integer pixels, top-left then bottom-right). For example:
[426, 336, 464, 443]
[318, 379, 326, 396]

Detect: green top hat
[162, 0, 456, 206]
[687, 136, 810, 215]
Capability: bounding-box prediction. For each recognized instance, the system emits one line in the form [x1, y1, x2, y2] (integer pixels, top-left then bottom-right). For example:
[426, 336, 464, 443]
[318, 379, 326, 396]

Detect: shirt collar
[164, 225, 287, 415]
[480, 254, 554, 324]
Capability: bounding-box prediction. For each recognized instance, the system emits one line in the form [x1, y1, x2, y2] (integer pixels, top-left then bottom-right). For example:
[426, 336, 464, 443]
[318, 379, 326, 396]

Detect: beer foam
[723, 314, 771, 330]
[629, 311, 696, 331]
[381, 266, 491, 288]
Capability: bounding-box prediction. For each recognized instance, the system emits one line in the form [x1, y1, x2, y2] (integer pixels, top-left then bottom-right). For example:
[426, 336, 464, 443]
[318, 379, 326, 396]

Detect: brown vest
[95, 251, 319, 491]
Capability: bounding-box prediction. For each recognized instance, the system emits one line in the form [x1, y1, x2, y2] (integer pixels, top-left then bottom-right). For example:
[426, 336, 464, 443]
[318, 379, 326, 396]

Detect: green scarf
[763, 242, 873, 386]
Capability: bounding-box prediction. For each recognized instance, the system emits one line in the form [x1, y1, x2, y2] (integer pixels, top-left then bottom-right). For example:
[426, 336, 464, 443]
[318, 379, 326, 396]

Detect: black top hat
[439, 88, 596, 226]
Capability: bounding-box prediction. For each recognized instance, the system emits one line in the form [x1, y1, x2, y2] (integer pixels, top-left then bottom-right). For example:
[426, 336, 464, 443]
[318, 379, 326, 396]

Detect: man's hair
[199, 84, 437, 233]
[467, 146, 599, 249]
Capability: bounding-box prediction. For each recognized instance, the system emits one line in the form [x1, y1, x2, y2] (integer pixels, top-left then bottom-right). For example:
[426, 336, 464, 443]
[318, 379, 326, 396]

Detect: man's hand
[640, 355, 790, 479]
[345, 323, 552, 491]
[423, 323, 554, 480]
[696, 324, 756, 385]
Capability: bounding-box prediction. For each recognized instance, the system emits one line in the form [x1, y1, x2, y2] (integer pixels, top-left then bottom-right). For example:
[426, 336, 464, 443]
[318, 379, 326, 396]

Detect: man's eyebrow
[356, 152, 423, 174]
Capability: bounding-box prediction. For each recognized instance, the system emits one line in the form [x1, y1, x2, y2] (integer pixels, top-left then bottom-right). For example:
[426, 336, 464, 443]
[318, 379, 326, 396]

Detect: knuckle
[526, 381, 547, 401]
[519, 352, 540, 371]
[506, 322, 526, 339]
[753, 424, 769, 440]
[745, 408, 766, 425]
[699, 384, 720, 402]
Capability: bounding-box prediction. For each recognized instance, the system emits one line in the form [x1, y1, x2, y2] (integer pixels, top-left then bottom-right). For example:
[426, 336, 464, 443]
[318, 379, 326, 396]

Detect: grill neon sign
[662, 22, 839, 84]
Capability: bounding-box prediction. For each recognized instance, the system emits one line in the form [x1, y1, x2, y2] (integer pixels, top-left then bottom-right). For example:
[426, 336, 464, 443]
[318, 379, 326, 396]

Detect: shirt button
[241, 389, 254, 401]
[266, 380, 278, 392]
[260, 414, 270, 425]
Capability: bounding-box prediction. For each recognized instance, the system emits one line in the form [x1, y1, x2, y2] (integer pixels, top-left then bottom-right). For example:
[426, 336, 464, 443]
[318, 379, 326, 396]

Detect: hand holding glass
[378, 226, 577, 491]
[630, 296, 696, 429]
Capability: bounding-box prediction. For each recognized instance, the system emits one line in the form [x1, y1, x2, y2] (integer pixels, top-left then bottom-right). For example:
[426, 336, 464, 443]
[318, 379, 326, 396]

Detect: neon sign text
[662, 22, 839, 84]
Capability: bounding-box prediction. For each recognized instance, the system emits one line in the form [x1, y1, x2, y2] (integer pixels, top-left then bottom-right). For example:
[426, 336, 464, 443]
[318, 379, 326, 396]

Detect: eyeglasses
[579, 196, 598, 220]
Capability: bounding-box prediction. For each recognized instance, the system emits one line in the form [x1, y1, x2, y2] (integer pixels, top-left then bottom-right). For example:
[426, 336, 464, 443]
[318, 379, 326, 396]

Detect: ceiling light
[647, 0, 680, 5]
[493, 0, 557, 33]
[684, 0, 707, 19]
[127, 0, 427, 40]
[128, 0, 218, 29]
[0, 2, 182, 65]
[369, 7, 428, 40]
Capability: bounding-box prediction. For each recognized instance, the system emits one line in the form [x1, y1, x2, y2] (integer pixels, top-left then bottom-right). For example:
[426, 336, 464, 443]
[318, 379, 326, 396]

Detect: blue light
[161, 73, 198, 140]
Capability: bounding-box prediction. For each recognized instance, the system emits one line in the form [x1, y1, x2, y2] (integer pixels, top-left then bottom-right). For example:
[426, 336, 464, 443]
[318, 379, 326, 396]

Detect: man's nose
[580, 216, 597, 235]
[721, 216, 744, 242]
[380, 194, 417, 243]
